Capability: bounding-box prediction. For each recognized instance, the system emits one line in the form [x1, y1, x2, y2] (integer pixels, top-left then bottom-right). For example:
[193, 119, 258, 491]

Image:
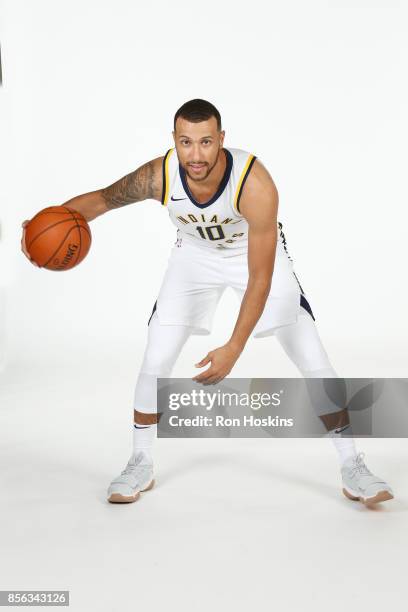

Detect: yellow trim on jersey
[233, 153, 256, 213]
[162, 148, 175, 206]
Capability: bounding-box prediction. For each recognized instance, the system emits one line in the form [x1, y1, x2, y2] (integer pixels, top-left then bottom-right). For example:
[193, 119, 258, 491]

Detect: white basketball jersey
[161, 146, 290, 258]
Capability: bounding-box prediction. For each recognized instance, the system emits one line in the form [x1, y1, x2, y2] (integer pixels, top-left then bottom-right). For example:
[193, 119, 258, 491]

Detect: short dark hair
[174, 99, 222, 131]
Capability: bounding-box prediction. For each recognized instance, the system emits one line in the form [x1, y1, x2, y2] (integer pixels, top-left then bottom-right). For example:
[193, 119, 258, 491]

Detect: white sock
[328, 424, 358, 466]
[133, 422, 156, 464]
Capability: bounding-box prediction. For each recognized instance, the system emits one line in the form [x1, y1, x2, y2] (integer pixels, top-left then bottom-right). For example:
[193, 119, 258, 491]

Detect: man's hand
[21, 220, 39, 267]
[192, 343, 242, 385]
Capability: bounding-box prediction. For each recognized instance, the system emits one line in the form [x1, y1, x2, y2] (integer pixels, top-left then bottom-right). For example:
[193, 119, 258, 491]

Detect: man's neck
[185, 149, 226, 203]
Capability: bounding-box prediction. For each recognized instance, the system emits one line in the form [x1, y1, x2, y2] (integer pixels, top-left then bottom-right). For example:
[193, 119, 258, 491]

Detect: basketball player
[21, 99, 393, 506]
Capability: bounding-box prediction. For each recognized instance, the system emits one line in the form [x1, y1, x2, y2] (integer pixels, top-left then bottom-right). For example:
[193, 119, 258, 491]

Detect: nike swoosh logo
[334, 425, 350, 434]
[171, 196, 187, 201]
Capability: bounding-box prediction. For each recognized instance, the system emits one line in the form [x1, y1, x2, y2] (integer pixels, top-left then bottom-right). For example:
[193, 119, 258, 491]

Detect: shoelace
[120, 454, 151, 476]
[349, 452, 372, 477]
[121, 463, 138, 476]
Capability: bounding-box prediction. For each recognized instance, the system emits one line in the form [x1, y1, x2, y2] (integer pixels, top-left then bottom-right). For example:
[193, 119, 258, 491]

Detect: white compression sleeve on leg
[274, 309, 358, 465]
[132, 310, 192, 458]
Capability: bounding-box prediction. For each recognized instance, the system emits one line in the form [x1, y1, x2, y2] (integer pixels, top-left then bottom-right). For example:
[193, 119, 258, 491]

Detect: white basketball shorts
[148, 238, 315, 338]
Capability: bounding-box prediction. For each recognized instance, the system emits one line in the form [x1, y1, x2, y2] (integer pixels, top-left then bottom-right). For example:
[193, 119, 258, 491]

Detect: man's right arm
[21, 156, 164, 263]
[62, 155, 164, 221]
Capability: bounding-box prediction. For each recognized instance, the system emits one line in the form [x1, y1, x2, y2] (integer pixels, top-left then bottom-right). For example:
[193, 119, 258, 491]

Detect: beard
[183, 148, 223, 182]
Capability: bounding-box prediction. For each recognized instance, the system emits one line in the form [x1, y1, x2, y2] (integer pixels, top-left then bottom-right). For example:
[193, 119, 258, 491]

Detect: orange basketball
[25, 206, 92, 271]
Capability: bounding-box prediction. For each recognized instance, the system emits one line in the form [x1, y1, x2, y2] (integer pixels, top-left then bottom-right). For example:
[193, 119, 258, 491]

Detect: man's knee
[300, 366, 339, 378]
[140, 349, 174, 376]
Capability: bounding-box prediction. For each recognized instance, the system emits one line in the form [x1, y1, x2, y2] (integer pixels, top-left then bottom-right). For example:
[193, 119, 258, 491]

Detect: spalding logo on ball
[25, 206, 92, 271]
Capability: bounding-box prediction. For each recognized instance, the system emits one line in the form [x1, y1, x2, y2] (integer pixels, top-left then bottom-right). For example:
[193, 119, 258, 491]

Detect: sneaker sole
[107, 478, 155, 504]
[342, 487, 394, 506]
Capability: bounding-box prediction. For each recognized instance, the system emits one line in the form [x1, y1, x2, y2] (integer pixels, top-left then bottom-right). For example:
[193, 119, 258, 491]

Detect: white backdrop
[1, 3, 407, 608]
[1, 0, 407, 377]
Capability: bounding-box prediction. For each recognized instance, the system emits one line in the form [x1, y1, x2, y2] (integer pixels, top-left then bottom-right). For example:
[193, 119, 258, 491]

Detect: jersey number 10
[195, 225, 245, 243]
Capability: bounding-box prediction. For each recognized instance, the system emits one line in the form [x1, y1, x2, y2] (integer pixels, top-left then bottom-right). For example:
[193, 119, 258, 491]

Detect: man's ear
[172, 130, 176, 144]
[220, 130, 225, 147]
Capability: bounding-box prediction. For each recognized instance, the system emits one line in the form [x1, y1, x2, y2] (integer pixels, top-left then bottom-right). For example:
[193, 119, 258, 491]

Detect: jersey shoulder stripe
[161, 148, 175, 206]
[233, 153, 257, 214]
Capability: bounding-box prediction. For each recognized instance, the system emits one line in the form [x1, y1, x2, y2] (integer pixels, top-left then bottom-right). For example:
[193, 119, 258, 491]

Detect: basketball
[24, 206, 92, 271]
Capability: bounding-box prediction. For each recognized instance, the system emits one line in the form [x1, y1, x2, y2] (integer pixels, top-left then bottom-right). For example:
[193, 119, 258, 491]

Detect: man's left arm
[193, 159, 279, 385]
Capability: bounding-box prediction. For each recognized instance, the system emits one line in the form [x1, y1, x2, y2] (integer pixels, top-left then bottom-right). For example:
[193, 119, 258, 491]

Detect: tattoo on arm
[101, 160, 158, 209]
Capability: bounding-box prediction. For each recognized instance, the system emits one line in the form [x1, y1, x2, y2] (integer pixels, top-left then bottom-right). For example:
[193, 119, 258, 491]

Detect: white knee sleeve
[274, 309, 335, 374]
[133, 311, 192, 414]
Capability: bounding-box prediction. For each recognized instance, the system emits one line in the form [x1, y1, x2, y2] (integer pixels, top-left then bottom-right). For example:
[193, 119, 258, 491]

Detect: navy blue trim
[300, 294, 315, 321]
[178, 148, 233, 209]
[278, 222, 293, 262]
[148, 300, 157, 326]
[236, 155, 257, 213]
[134, 424, 150, 429]
[161, 149, 172, 205]
[292, 271, 305, 294]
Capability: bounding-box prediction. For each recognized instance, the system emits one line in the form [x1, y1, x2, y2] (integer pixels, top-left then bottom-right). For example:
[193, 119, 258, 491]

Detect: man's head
[173, 99, 225, 182]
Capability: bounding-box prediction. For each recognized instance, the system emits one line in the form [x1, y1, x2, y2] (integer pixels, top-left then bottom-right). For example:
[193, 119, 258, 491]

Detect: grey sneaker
[107, 452, 155, 503]
[341, 452, 394, 505]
